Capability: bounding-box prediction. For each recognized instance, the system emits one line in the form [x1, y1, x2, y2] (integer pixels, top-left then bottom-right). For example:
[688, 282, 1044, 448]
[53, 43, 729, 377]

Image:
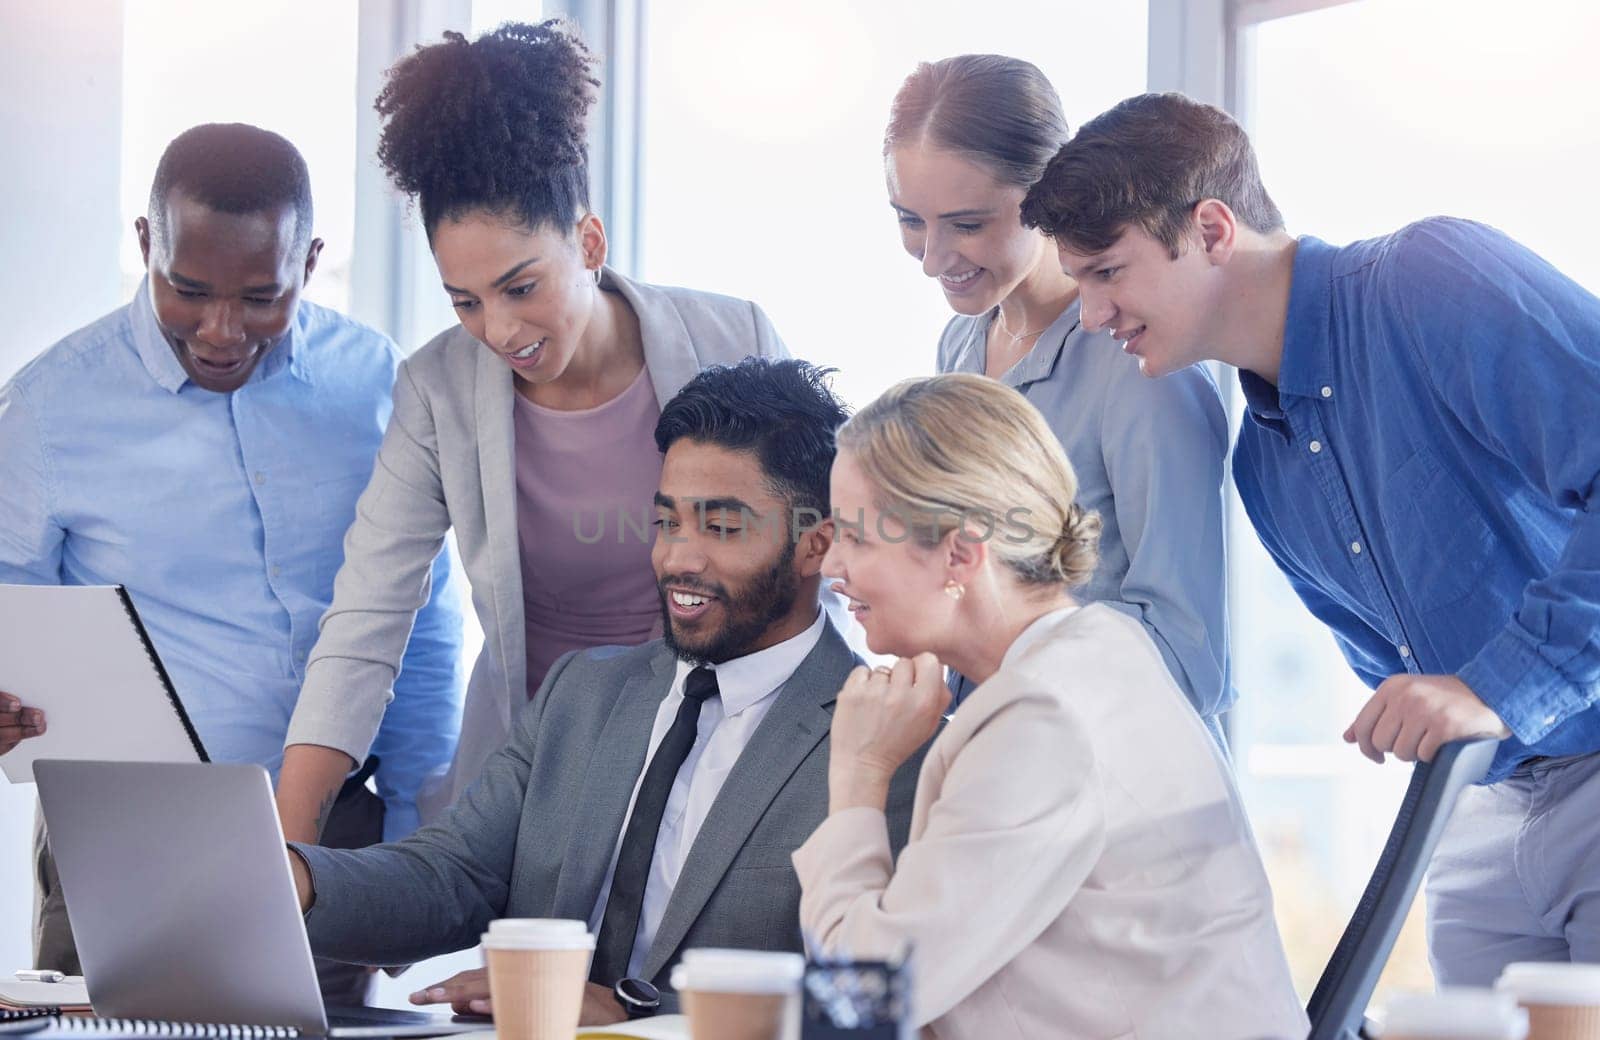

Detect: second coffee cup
[1496, 963, 1600, 1040]
[670, 948, 805, 1040]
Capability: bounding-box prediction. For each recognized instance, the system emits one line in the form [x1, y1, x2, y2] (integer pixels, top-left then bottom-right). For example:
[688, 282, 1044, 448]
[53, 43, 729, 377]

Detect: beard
[659, 539, 799, 666]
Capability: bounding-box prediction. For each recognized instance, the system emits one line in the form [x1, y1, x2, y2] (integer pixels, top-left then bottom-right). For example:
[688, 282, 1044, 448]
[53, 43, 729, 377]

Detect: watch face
[617, 976, 661, 1008]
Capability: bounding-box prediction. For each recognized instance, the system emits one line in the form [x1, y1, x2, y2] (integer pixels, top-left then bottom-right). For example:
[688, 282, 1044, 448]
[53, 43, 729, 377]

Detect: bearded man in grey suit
[288, 358, 920, 1028]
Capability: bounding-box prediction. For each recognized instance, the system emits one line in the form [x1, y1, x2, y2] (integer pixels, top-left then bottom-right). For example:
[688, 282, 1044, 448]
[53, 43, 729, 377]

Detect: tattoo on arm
[313, 788, 338, 842]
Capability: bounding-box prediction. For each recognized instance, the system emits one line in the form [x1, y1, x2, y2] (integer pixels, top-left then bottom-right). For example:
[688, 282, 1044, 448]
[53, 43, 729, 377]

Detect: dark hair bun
[376, 19, 600, 232]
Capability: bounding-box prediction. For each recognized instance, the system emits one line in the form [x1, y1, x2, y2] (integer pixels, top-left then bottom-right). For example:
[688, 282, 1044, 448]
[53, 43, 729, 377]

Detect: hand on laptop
[409, 969, 627, 1025]
[1, 691, 46, 754]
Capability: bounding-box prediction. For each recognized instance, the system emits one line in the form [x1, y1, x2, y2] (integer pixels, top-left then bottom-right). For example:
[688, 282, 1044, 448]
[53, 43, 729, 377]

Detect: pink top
[513, 365, 664, 697]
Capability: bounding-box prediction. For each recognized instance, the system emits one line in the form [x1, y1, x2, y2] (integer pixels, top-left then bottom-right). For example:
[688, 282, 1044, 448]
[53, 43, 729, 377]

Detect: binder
[0, 584, 208, 783]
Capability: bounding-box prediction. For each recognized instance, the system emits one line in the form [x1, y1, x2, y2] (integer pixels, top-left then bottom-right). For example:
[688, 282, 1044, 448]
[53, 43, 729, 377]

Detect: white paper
[0, 584, 203, 783]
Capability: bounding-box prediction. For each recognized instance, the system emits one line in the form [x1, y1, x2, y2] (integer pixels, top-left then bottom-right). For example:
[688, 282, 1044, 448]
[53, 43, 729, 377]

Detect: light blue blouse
[938, 300, 1234, 739]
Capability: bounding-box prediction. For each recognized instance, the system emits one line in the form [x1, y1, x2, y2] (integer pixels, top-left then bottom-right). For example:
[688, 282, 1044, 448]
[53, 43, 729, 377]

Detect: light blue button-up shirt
[0, 283, 464, 837]
[939, 302, 1234, 740]
[1235, 219, 1600, 783]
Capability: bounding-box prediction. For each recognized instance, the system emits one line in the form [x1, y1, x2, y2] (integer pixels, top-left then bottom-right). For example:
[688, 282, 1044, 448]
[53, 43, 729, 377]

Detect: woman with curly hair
[798, 374, 1306, 1039]
[275, 20, 788, 847]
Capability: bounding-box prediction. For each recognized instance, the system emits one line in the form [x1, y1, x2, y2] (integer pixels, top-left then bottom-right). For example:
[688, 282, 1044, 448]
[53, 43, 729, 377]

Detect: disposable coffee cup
[481, 918, 595, 1040]
[1496, 963, 1600, 1040]
[1382, 988, 1528, 1039]
[670, 948, 805, 1040]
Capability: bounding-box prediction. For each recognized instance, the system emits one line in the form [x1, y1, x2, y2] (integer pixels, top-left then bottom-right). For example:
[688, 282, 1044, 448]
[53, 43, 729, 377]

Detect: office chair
[1304, 738, 1500, 1040]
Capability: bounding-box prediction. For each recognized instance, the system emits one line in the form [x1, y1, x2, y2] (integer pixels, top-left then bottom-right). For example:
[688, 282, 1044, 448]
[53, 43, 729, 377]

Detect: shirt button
[1545, 714, 1558, 726]
[1399, 644, 1411, 659]
[1351, 541, 1363, 554]
[271, 565, 282, 578]
[254, 472, 266, 486]
[1309, 440, 1323, 454]
[1321, 386, 1333, 398]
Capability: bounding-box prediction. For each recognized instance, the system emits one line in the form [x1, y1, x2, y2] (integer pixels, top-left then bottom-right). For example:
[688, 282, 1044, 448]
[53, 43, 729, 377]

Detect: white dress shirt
[588, 608, 827, 977]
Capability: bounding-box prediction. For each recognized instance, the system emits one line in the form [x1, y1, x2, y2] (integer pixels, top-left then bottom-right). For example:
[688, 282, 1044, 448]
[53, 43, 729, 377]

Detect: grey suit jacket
[284, 268, 789, 818]
[295, 617, 920, 1000]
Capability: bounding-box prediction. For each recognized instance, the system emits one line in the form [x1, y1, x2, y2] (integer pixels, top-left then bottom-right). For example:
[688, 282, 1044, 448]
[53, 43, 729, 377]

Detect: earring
[944, 580, 965, 601]
[591, 266, 602, 286]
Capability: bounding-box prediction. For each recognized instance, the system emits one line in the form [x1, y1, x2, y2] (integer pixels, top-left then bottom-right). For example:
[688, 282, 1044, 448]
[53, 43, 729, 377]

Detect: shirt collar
[1276, 235, 1338, 400]
[127, 276, 312, 394]
[671, 608, 828, 717]
[1237, 236, 1338, 437]
[129, 279, 192, 394]
[1003, 299, 1080, 389]
[946, 300, 1080, 389]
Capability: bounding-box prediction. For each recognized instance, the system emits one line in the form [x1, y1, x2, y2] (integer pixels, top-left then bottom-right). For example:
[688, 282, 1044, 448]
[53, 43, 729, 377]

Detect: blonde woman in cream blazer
[281, 267, 787, 827]
[795, 374, 1306, 1040]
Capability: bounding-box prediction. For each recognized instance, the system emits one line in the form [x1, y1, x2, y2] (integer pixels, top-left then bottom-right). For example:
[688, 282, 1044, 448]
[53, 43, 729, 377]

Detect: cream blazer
[793, 605, 1308, 1040]
[285, 268, 788, 818]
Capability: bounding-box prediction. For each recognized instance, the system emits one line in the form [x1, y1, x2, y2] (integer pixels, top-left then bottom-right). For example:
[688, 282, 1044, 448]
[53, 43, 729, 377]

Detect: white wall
[0, 3, 125, 375]
[0, 0, 126, 973]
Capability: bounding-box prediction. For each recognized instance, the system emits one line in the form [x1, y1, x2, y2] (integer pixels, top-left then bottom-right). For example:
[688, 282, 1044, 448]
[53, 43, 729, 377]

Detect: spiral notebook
[0, 584, 207, 783]
[1, 1017, 294, 1038]
[1, 1013, 480, 1039]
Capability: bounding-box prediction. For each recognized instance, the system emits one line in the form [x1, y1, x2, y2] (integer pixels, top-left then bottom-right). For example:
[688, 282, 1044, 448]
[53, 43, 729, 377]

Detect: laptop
[35, 760, 491, 1038]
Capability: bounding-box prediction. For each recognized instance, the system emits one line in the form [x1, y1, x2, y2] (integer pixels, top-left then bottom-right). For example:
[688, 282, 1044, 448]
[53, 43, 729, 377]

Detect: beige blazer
[793, 605, 1308, 1040]
[284, 268, 788, 818]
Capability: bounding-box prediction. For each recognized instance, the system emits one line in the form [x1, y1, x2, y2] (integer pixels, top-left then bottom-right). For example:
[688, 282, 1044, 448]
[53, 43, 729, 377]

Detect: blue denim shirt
[1234, 219, 1600, 782]
[0, 284, 464, 836]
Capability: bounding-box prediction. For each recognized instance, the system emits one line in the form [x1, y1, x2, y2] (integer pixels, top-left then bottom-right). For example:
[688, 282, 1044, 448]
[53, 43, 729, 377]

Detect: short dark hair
[375, 19, 599, 237]
[1020, 92, 1283, 258]
[147, 123, 314, 250]
[654, 358, 850, 521]
[884, 54, 1069, 190]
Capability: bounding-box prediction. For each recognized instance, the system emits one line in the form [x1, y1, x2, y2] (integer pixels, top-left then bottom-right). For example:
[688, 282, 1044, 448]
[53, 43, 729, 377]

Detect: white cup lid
[481, 918, 595, 951]
[1496, 963, 1600, 1006]
[670, 949, 805, 994]
[1382, 988, 1528, 1039]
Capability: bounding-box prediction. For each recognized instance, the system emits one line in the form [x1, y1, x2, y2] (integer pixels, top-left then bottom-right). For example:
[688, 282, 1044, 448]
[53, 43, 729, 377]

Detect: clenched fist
[828, 653, 948, 813]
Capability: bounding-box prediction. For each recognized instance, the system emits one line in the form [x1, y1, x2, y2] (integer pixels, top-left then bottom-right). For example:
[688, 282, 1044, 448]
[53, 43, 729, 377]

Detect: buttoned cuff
[1458, 623, 1594, 744]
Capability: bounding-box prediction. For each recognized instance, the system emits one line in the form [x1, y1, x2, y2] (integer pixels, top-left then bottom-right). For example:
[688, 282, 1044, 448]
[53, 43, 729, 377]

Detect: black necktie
[591, 666, 720, 983]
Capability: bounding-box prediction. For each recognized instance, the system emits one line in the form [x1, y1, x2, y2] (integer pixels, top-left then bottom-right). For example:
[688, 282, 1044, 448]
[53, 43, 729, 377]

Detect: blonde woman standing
[884, 56, 1232, 741]
[795, 375, 1305, 1040]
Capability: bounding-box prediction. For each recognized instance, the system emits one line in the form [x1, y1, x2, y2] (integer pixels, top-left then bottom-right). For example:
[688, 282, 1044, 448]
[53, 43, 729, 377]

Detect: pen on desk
[12, 970, 64, 983]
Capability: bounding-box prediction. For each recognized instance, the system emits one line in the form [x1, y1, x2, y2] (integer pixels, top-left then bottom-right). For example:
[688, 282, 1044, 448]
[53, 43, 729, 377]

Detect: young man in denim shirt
[1021, 91, 1600, 985]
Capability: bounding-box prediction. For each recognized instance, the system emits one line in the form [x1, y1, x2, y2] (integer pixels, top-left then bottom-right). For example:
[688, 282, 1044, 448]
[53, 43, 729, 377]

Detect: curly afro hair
[376, 19, 600, 236]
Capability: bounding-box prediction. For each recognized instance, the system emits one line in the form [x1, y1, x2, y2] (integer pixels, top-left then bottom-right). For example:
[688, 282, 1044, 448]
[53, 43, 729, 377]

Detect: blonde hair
[839, 373, 1101, 588]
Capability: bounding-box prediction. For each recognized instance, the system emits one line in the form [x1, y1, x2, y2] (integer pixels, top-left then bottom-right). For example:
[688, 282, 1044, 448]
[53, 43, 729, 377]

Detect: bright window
[119, 1, 359, 312]
[638, 0, 1148, 408]
[1231, 0, 1600, 1004]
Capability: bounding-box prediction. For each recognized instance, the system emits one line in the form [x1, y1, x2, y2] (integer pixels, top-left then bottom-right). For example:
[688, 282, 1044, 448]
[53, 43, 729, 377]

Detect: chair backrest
[1305, 738, 1499, 1040]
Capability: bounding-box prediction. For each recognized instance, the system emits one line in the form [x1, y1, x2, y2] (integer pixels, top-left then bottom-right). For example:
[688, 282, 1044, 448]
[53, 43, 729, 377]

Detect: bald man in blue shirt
[0, 124, 464, 999]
